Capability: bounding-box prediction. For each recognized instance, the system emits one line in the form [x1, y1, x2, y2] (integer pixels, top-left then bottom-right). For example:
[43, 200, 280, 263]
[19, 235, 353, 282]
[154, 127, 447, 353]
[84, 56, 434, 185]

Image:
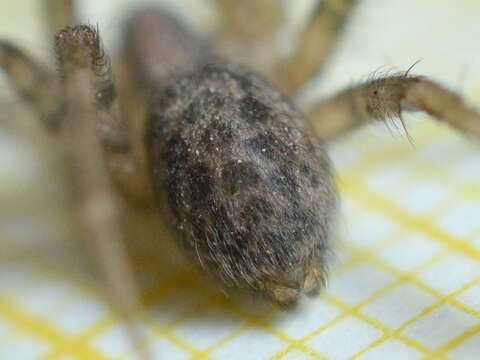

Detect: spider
[1, 0, 479, 349]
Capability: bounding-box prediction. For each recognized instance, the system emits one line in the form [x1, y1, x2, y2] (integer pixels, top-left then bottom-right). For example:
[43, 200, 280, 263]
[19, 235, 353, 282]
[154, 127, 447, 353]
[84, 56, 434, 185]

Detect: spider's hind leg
[0, 42, 63, 132]
[0, 0, 78, 131]
[212, 0, 284, 75]
[276, 0, 358, 95]
[44, 0, 76, 37]
[305, 73, 480, 140]
[214, 0, 283, 40]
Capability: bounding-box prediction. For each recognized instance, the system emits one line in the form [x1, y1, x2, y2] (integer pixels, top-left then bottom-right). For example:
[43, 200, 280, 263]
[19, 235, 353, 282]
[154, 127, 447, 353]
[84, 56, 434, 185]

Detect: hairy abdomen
[127, 10, 338, 305]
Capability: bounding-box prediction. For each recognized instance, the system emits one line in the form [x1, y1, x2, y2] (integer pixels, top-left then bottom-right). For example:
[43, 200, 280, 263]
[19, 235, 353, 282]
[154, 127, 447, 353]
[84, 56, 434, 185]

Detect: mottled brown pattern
[146, 62, 338, 304]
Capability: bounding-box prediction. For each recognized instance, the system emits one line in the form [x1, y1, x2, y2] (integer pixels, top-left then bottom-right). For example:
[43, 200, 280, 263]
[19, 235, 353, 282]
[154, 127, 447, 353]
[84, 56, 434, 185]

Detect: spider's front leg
[49, 23, 172, 358]
[1, 24, 151, 359]
[53, 25, 153, 356]
[305, 73, 480, 140]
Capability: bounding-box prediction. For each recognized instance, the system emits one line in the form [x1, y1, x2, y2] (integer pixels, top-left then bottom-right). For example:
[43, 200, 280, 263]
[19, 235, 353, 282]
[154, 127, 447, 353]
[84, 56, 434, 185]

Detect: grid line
[324, 295, 430, 355]
[343, 249, 480, 358]
[2, 125, 478, 359]
[0, 297, 110, 360]
[421, 323, 480, 360]
[270, 246, 446, 360]
[203, 295, 328, 360]
[40, 268, 203, 360]
[340, 179, 480, 261]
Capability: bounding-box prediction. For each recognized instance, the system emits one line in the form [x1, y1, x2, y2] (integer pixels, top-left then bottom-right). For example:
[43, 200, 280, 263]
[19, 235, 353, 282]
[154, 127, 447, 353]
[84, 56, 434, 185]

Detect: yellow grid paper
[1, 0, 480, 359]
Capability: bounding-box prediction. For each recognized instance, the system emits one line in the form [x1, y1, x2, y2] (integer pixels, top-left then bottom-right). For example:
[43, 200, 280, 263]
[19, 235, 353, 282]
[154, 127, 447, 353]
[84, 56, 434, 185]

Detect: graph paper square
[0, 323, 8, 340]
[13, 281, 74, 316]
[125, 337, 191, 360]
[210, 327, 287, 360]
[455, 282, 480, 312]
[447, 333, 480, 360]
[436, 201, 480, 239]
[92, 324, 151, 358]
[306, 316, 382, 359]
[0, 336, 50, 360]
[361, 283, 437, 329]
[417, 254, 480, 295]
[271, 298, 342, 340]
[327, 264, 394, 306]
[452, 153, 480, 182]
[172, 307, 245, 350]
[364, 164, 411, 195]
[402, 304, 477, 350]
[346, 214, 398, 248]
[389, 180, 451, 215]
[281, 350, 315, 360]
[378, 234, 443, 272]
[355, 339, 423, 360]
[49, 300, 110, 335]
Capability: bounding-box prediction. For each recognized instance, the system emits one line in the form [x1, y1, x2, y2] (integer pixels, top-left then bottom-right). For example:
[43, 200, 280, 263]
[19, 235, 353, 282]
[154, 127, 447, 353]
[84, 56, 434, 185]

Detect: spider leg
[0, 42, 64, 131]
[213, 0, 283, 41]
[0, 28, 152, 204]
[305, 74, 480, 140]
[0, 0, 77, 130]
[44, 0, 76, 37]
[212, 0, 284, 75]
[55, 26, 152, 359]
[276, 0, 358, 95]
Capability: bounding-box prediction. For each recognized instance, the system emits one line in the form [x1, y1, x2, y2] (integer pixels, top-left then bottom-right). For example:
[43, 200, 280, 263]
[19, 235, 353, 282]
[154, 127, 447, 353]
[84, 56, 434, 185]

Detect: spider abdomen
[147, 64, 338, 305]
